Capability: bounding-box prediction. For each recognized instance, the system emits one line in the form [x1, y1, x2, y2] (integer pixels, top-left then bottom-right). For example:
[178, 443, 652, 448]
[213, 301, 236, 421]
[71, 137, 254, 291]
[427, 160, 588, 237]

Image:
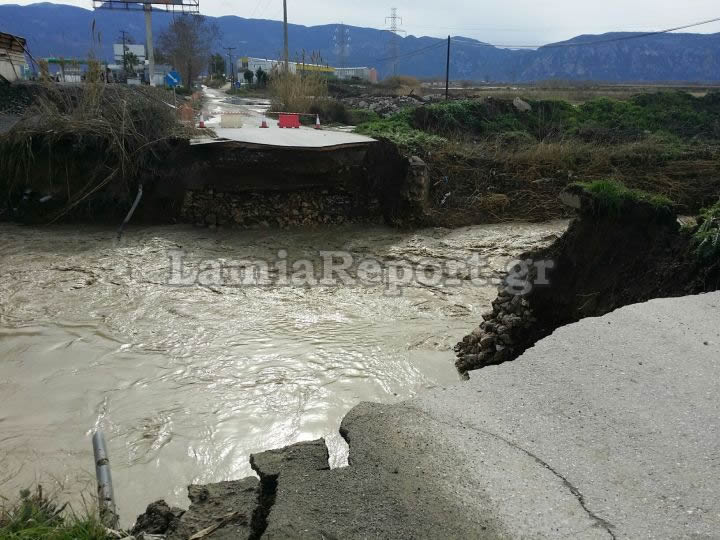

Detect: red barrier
[277, 113, 301, 129]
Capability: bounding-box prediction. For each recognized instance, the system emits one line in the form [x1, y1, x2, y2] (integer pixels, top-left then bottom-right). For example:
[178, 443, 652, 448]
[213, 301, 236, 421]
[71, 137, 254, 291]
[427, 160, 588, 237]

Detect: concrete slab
[191, 126, 375, 150]
[251, 292, 719, 539]
[393, 291, 720, 538]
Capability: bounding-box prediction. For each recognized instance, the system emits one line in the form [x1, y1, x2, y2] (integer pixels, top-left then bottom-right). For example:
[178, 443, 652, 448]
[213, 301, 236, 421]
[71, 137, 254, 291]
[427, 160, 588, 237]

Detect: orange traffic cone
[198, 113, 206, 129]
[260, 118, 269, 128]
[314, 114, 322, 130]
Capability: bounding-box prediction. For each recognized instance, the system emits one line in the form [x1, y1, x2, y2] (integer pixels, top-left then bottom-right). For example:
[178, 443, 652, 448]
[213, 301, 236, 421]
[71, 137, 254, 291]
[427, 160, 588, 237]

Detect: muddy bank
[456, 185, 720, 372]
[1, 122, 428, 228]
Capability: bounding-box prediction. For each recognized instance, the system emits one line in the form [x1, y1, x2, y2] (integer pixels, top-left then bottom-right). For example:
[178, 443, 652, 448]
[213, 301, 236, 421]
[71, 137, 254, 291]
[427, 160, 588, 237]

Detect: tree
[157, 15, 220, 89]
[124, 52, 139, 74]
[243, 69, 254, 85]
[255, 67, 268, 87]
[209, 53, 225, 79]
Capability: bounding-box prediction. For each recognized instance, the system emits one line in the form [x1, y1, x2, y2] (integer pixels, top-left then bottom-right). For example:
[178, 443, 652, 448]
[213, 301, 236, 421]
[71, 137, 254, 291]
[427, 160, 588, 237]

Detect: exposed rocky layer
[180, 187, 381, 228]
[456, 185, 720, 372]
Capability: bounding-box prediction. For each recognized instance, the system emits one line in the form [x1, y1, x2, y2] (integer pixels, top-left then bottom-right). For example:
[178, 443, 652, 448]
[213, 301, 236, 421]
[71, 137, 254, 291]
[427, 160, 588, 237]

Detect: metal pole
[445, 35, 451, 100]
[120, 30, 127, 75]
[283, 0, 289, 72]
[223, 47, 236, 85]
[144, 5, 155, 86]
[92, 431, 119, 529]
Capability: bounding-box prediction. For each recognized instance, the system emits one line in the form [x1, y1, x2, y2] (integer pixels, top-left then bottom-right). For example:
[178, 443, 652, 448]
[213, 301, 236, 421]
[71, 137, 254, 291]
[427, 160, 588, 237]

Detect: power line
[451, 15, 720, 50]
[248, 0, 265, 19]
[371, 40, 447, 63]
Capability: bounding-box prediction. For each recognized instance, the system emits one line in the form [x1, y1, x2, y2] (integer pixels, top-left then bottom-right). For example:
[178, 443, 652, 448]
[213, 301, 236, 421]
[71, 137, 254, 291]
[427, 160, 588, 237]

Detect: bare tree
[157, 15, 220, 88]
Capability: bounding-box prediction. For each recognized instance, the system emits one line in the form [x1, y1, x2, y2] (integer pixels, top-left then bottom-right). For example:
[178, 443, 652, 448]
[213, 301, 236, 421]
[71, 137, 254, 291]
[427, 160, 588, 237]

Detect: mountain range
[2, 2, 720, 82]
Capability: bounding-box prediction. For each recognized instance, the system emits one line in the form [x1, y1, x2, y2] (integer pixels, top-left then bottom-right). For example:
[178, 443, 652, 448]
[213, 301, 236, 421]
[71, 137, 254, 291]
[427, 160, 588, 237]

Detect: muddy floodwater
[0, 221, 566, 523]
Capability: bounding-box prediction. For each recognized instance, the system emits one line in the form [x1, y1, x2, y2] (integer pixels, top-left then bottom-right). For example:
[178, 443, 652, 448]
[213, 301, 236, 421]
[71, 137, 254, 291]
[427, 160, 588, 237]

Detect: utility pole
[283, 0, 289, 72]
[119, 30, 129, 74]
[385, 8, 405, 76]
[224, 46, 236, 84]
[445, 35, 451, 100]
[143, 4, 155, 86]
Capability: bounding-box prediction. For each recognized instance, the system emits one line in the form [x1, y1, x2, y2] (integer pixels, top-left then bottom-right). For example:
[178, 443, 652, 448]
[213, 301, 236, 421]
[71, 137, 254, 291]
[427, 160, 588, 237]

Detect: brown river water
[0, 221, 566, 523]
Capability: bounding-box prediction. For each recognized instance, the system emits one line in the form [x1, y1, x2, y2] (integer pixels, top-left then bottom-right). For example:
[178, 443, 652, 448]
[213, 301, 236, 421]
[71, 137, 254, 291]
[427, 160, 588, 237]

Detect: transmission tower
[334, 23, 351, 68]
[384, 8, 406, 75]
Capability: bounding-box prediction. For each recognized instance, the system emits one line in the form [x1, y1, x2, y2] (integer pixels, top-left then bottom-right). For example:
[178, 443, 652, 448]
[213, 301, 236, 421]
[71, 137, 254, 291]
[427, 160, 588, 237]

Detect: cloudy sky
[7, 0, 720, 44]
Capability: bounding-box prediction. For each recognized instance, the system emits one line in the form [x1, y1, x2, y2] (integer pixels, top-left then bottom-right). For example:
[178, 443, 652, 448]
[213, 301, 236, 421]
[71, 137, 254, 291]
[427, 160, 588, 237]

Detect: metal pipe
[117, 183, 143, 241]
[92, 431, 119, 529]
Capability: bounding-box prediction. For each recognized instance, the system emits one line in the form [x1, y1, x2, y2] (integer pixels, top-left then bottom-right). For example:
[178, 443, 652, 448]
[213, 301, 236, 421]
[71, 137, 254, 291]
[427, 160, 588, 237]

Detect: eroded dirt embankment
[456, 185, 720, 373]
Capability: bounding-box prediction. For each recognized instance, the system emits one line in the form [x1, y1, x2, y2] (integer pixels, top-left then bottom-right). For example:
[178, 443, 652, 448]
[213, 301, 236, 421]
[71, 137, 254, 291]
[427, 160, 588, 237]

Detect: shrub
[347, 108, 380, 125]
[307, 100, 349, 124]
[695, 200, 720, 261]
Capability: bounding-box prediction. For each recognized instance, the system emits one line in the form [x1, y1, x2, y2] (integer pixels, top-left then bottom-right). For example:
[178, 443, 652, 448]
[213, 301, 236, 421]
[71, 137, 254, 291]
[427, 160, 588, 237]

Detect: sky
[4, 0, 720, 45]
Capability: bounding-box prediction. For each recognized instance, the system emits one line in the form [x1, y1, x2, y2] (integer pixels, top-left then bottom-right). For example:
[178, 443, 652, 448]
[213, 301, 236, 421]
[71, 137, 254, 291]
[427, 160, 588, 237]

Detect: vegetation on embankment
[0, 487, 108, 540]
[571, 180, 674, 216]
[0, 82, 200, 223]
[695, 199, 720, 260]
[355, 91, 720, 224]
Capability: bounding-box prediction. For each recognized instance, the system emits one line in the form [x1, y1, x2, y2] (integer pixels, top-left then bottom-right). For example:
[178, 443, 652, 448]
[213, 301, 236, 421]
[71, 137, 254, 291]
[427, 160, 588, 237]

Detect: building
[0, 32, 28, 82]
[238, 57, 335, 78]
[113, 43, 147, 65]
[237, 57, 377, 84]
[335, 67, 378, 83]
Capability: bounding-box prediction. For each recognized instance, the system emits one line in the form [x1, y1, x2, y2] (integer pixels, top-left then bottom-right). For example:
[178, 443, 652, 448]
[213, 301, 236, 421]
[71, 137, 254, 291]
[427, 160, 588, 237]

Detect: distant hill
[2, 2, 720, 82]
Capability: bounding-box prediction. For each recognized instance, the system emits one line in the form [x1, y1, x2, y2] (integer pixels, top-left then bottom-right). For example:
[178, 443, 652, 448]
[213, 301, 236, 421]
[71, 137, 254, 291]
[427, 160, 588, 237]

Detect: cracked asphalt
[253, 292, 719, 538]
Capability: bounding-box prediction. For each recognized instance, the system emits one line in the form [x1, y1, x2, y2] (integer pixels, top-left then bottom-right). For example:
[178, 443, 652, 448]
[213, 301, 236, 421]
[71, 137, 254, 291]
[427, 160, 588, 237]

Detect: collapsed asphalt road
[135, 291, 720, 539]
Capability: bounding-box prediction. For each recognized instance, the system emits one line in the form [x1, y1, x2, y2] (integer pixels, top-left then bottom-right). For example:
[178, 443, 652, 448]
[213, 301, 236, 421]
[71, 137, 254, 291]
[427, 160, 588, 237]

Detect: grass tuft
[695, 200, 720, 261]
[573, 180, 674, 216]
[0, 487, 108, 540]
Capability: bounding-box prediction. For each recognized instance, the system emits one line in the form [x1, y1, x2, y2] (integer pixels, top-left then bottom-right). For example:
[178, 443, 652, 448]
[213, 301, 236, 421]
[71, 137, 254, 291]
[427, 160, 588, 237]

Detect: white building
[237, 57, 377, 84]
[237, 57, 335, 78]
[0, 32, 28, 82]
[335, 66, 378, 83]
[113, 43, 147, 65]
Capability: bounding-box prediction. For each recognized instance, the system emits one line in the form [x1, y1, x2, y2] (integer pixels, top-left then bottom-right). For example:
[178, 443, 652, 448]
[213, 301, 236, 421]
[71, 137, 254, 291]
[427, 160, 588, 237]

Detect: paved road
[253, 292, 720, 538]
[195, 87, 375, 149]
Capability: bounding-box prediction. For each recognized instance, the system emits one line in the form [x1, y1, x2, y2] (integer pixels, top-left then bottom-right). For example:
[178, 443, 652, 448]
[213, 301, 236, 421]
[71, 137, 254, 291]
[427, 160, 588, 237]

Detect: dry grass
[444, 84, 720, 105]
[426, 136, 720, 224]
[269, 52, 331, 115]
[0, 81, 200, 222]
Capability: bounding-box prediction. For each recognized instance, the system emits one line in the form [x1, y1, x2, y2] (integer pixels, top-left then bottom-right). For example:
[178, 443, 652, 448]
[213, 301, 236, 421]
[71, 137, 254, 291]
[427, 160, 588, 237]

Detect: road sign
[165, 71, 181, 88]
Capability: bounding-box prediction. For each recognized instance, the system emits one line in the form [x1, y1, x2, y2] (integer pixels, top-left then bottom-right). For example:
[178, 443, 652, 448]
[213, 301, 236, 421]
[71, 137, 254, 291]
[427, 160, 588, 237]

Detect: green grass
[347, 108, 380, 125]
[0, 488, 108, 540]
[354, 109, 447, 154]
[695, 200, 720, 261]
[365, 91, 720, 143]
[573, 180, 674, 215]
